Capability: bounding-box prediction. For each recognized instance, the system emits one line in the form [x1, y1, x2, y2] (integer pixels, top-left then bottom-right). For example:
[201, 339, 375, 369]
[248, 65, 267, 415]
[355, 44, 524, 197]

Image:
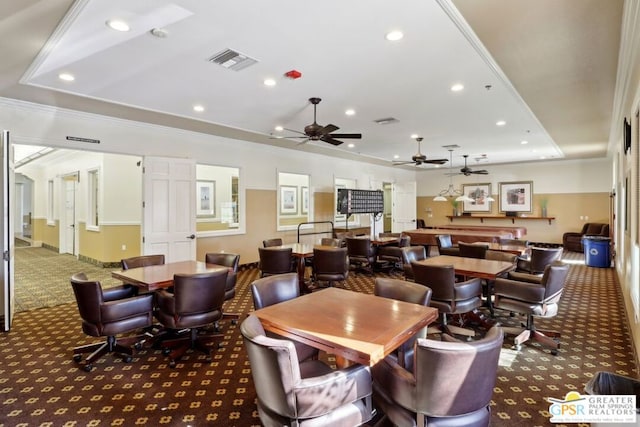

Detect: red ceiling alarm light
[284, 69, 302, 79]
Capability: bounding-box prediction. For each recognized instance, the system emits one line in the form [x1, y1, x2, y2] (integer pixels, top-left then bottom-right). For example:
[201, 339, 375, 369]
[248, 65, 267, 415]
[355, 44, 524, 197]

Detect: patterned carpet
[1, 248, 635, 426]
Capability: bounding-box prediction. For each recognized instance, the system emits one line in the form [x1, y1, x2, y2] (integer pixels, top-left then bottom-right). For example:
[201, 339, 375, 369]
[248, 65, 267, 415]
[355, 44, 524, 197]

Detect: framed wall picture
[196, 180, 215, 217]
[498, 181, 533, 213]
[301, 186, 309, 214]
[461, 183, 492, 213]
[280, 185, 298, 215]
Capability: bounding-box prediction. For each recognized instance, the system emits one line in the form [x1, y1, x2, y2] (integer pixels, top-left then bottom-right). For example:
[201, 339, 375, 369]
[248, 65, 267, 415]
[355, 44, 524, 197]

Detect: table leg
[296, 257, 312, 294]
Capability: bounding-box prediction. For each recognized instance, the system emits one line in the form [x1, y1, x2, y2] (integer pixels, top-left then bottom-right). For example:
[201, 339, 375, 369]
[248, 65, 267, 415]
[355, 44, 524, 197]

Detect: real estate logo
[549, 391, 637, 423]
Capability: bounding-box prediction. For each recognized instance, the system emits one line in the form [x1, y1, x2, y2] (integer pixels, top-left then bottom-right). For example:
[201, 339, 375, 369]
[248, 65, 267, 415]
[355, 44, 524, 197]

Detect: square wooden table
[415, 255, 515, 280]
[111, 260, 228, 292]
[473, 242, 528, 256]
[253, 287, 438, 366]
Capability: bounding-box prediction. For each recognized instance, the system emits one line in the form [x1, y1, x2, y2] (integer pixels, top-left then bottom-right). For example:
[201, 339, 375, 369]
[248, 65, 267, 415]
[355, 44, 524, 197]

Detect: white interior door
[1, 130, 15, 331]
[62, 176, 76, 255]
[142, 156, 196, 262]
[391, 181, 417, 233]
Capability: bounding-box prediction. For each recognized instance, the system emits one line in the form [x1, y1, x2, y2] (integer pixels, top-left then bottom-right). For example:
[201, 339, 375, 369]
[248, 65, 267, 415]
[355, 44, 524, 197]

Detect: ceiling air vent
[373, 117, 399, 125]
[208, 49, 258, 71]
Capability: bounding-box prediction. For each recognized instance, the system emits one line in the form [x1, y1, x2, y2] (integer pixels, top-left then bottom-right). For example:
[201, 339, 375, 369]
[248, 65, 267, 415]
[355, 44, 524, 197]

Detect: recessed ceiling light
[193, 105, 204, 112]
[450, 83, 464, 92]
[274, 126, 284, 132]
[410, 134, 419, 139]
[540, 156, 546, 159]
[58, 73, 75, 82]
[106, 19, 130, 32]
[496, 120, 506, 126]
[263, 78, 276, 87]
[393, 154, 400, 159]
[347, 143, 355, 148]
[385, 31, 404, 41]
[521, 140, 528, 145]
[345, 109, 355, 116]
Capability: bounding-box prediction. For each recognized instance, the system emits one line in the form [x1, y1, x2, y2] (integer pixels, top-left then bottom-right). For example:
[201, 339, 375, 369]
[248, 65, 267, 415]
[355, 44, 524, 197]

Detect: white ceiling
[1, 0, 624, 171]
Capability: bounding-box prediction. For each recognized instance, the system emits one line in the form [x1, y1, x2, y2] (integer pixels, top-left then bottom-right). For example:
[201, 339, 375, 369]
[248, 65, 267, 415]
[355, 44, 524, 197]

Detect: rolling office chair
[205, 252, 241, 327]
[435, 234, 460, 256]
[401, 245, 427, 281]
[311, 246, 349, 288]
[258, 247, 295, 277]
[155, 270, 228, 367]
[70, 272, 154, 372]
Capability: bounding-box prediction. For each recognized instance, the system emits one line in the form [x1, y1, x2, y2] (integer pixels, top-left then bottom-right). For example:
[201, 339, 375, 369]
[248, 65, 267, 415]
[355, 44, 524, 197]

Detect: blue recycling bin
[583, 236, 611, 268]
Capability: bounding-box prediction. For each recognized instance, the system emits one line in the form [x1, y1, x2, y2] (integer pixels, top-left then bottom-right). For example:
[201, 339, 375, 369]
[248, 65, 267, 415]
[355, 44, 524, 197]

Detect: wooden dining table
[473, 241, 529, 256]
[253, 287, 438, 366]
[415, 255, 515, 281]
[111, 260, 228, 292]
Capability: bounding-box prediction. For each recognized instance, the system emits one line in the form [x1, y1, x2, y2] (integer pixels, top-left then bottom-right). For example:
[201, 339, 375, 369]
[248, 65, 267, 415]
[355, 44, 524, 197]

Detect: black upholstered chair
[401, 245, 427, 281]
[155, 270, 228, 367]
[258, 247, 294, 277]
[70, 272, 154, 372]
[412, 262, 482, 338]
[311, 247, 349, 288]
[494, 262, 570, 355]
[562, 223, 609, 252]
[241, 314, 374, 426]
[483, 250, 518, 316]
[378, 235, 412, 272]
[251, 273, 319, 362]
[346, 236, 377, 274]
[372, 327, 503, 427]
[262, 238, 283, 247]
[374, 278, 432, 368]
[458, 242, 488, 259]
[205, 252, 241, 326]
[435, 234, 460, 256]
[516, 246, 563, 275]
[416, 218, 427, 229]
[121, 254, 165, 294]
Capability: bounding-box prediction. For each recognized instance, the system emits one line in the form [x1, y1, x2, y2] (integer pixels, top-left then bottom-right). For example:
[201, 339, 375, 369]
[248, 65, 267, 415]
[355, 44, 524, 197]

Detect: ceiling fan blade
[329, 133, 362, 139]
[320, 135, 344, 146]
[422, 158, 448, 165]
[320, 124, 339, 134]
[472, 170, 489, 174]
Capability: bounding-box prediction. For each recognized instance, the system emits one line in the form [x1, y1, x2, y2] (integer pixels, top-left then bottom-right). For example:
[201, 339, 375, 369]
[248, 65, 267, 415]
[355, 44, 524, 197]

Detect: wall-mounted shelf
[446, 215, 556, 225]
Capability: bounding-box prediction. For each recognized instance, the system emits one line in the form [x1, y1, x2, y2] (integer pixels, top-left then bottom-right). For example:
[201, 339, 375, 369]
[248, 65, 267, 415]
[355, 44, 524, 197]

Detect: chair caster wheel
[123, 356, 133, 363]
[134, 342, 143, 350]
[162, 348, 171, 355]
[550, 349, 558, 356]
[231, 319, 238, 325]
[83, 364, 93, 372]
[169, 360, 176, 368]
[73, 354, 82, 363]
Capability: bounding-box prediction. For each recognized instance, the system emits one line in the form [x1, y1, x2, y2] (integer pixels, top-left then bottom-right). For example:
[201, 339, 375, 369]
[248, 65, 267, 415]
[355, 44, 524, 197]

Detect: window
[196, 164, 243, 236]
[277, 172, 310, 230]
[46, 179, 54, 226]
[87, 168, 99, 230]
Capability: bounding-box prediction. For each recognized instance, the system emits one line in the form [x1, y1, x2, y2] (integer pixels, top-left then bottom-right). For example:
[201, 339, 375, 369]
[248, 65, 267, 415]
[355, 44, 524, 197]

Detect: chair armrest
[371, 356, 416, 411]
[102, 285, 138, 302]
[494, 278, 545, 302]
[101, 293, 154, 320]
[295, 364, 372, 415]
[453, 277, 482, 300]
[507, 271, 543, 283]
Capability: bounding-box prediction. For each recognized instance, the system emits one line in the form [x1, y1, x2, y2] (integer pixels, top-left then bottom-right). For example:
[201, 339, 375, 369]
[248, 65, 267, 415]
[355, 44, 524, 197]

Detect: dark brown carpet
[0, 252, 635, 426]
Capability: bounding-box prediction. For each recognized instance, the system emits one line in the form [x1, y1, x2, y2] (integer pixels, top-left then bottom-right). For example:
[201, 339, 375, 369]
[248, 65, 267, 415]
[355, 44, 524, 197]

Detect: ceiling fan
[447, 154, 489, 176]
[274, 97, 362, 146]
[392, 137, 448, 166]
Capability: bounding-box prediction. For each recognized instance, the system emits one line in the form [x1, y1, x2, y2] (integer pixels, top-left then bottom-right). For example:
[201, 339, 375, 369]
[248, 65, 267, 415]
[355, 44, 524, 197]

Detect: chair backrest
[263, 238, 283, 248]
[70, 272, 103, 325]
[402, 246, 427, 265]
[411, 262, 456, 301]
[346, 237, 373, 258]
[313, 247, 349, 275]
[485, 250, 518, 264]
[529, 246, 563, 273]
[436, 234, 454, 249]
[121, 254, 165, 270]
[258, 247, 293, 276]
[414, 327, 503, 418]
[541, 262, 570, 301]
[399, 235, 411, 247]
[416, 219, 426, 229]
[172, 270, 228, 318]
[205, 252, 240, 272]
[375, 278, 432, 306]
[458, 242, 488, 259]
[240, 314, 301, 418]
[251, 272, 299, 309]
[583, 223, 609, 236]
[320, 237, 341, 247]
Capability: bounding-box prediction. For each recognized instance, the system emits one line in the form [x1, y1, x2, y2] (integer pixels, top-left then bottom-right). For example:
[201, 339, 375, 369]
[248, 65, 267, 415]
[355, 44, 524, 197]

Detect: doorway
[61, 173, 78, 255]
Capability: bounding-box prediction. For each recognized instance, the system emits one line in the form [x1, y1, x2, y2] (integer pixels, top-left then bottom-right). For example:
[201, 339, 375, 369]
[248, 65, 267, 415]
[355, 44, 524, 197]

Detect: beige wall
[78, 223, 141, 263]
[32, 218, 59, 248]
[417, 192, 610, 243]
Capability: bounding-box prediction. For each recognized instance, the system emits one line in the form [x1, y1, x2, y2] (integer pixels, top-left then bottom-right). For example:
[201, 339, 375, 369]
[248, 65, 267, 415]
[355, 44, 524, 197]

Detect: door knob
[187, 234, 196, 239]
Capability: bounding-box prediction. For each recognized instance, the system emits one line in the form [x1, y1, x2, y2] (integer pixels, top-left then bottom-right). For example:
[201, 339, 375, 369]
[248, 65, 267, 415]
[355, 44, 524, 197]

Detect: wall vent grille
[208, 49, 258, 71]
